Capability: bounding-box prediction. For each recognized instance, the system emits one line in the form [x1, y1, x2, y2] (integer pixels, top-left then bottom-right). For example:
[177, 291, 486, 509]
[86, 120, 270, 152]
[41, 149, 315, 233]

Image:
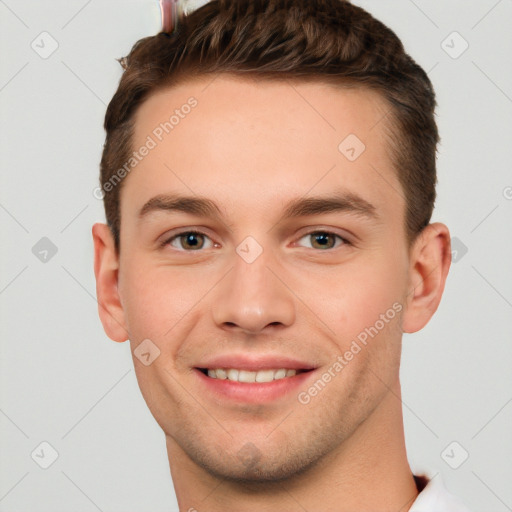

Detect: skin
[93, 76, 451, 511]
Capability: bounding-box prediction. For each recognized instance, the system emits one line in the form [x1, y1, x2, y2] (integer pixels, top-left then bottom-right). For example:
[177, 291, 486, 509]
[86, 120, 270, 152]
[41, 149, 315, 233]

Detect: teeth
[274, 368, 286, 379]
[216, 368, 227, 379]
[226, 369, 239, 381]
[205, 368, 298, 382]
[255, 369, 275, 382]
[239, 370, 256, 383]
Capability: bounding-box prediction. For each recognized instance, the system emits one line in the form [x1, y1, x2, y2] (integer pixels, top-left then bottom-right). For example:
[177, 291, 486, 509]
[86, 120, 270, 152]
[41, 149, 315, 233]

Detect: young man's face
[94, 76, 446, 481]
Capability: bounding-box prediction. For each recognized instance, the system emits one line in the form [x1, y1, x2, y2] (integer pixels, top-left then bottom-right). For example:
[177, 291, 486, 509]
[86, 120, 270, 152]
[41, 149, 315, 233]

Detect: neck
[166, 379, 418, 512]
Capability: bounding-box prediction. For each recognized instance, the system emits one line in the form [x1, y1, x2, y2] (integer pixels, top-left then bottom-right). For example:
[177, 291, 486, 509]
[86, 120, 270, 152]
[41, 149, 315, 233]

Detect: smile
[194, 365, 315, 403]
[199, 368, 307, 383]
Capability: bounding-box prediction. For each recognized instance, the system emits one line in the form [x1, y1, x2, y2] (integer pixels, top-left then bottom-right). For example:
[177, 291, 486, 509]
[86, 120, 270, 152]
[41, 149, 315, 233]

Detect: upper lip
[196, 355, 317, 371]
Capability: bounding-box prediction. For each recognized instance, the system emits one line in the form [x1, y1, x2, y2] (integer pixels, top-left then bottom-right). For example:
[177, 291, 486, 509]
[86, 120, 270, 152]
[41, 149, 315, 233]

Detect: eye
[296, 231, 349, 250]
[164, 231, 215, 251]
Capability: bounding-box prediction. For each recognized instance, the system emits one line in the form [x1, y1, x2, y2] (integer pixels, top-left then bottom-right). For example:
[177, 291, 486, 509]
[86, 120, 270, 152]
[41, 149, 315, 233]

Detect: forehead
[124, 75, 403, 224]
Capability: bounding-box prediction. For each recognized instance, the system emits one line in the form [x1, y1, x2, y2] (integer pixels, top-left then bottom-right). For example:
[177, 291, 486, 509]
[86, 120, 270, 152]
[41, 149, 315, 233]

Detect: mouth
[194, 364, 317, 404]
[196, 367, 312, 383]
[193, 355, 318, 403]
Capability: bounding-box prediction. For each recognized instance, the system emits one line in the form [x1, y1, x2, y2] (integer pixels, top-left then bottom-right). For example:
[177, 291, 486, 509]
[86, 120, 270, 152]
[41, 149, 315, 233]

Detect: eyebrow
[139, 194, 223, 221]
[282, 193, 378, 220]
[138, 192, 379, 222]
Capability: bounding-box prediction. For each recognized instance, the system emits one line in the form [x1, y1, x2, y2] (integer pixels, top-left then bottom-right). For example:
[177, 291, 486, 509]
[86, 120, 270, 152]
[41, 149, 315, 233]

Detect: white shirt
[409, 473, 471, 511]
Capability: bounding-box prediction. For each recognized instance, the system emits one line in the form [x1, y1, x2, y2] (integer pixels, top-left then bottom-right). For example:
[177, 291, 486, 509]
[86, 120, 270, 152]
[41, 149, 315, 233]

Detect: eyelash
[161, 229, 351, 252]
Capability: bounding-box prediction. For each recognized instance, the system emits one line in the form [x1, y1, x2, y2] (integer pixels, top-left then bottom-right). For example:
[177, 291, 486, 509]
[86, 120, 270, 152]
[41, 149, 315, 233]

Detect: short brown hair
[100, 0, 439, 252]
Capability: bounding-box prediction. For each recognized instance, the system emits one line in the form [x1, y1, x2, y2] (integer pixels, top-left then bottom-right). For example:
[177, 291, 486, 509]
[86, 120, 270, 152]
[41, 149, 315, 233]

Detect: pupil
[313, 233, 332, 248]
[184, 233, 202, 249]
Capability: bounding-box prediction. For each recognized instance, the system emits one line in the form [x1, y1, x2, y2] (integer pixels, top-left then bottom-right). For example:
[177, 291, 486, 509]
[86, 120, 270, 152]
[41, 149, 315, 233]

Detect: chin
[188, 443, 324, 485]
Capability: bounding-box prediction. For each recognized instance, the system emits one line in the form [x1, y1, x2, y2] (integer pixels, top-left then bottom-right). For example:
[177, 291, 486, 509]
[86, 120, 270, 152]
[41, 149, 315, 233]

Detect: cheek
[119, 258, 170, 341]
[119, 259, 214, 341]
[316, 255, 407, 347]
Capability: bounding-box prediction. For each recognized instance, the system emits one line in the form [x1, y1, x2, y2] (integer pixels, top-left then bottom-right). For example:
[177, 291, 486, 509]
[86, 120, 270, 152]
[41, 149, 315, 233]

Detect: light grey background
[1, 0, 511, 510]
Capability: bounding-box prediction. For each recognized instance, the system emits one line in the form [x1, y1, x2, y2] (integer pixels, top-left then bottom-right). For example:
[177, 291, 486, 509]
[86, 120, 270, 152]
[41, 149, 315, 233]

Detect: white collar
[409, 471, 471, 512]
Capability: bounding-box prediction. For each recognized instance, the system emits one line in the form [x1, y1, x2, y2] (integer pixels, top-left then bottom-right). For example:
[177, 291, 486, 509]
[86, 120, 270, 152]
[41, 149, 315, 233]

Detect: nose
[211, 247, 296, 335]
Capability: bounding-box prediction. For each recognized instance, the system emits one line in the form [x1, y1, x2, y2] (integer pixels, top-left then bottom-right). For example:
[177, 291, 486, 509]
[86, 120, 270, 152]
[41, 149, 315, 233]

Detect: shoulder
[409, 472, 472, 512]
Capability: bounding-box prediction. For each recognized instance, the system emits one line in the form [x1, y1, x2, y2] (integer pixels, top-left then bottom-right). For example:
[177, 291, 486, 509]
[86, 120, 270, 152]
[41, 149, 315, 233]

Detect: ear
[401, 222, 452, 334]
[92, 223, 129, 342]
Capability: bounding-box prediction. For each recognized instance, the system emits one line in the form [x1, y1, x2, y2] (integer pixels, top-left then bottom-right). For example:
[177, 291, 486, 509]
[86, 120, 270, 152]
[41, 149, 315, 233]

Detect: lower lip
[194, 368, 315, 404]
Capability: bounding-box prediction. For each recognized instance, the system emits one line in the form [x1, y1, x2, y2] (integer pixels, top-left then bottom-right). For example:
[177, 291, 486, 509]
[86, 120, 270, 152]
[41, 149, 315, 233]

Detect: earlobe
[92, 223, 129, 342]
[401, 223, 452, 334]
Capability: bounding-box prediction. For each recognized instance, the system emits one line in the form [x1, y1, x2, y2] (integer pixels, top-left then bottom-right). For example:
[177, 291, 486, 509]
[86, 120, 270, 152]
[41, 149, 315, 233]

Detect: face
[110, 76, 415, 481]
